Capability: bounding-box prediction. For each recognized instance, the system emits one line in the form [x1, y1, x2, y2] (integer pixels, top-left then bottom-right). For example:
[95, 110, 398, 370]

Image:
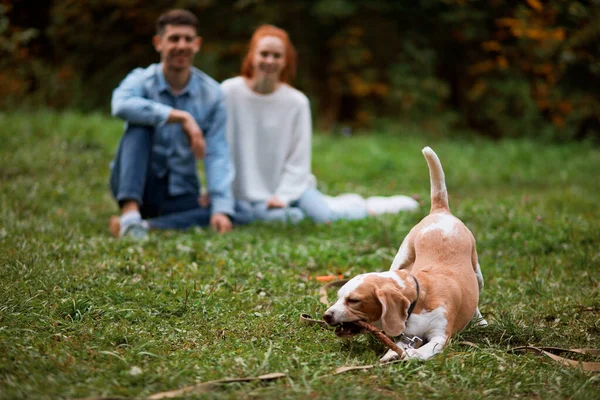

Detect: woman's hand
[267, 196, 285, 209]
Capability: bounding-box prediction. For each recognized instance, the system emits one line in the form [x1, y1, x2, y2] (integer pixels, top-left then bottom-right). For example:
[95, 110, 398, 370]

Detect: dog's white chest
[404, 306, 448, 339]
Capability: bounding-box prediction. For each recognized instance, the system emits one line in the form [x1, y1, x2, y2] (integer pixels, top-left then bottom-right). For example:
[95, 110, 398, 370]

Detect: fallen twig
[355, 321, 405, 358]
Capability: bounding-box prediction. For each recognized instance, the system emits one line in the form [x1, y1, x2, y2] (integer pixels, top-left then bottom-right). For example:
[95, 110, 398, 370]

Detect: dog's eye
[346, 298, 360, 305]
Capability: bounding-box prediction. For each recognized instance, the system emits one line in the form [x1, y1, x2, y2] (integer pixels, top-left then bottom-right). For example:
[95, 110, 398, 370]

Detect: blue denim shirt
[111, 63, 235, 216]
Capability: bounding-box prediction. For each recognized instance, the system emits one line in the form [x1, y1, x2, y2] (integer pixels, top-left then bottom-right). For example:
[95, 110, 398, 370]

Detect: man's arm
[111, 69, 205, 158]
[111, 68, 173, 126]
[203, 93, 235, 218]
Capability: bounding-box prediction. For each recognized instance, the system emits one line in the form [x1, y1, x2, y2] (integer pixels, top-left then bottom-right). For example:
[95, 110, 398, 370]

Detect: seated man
[109, 9, 250, 239]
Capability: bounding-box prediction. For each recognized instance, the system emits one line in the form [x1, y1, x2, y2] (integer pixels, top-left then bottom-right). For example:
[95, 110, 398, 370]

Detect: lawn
[1, 110, 599, 399]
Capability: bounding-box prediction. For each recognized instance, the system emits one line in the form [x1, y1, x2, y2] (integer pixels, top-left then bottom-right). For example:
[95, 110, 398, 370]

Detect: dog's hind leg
[389, 236, 415, 271]
[472, 307, 488, 327]
[471, 240, 484, 292]
[471, 263, 488, 326]
[475, 262, 484, 292]
[471, 244, 488, 326]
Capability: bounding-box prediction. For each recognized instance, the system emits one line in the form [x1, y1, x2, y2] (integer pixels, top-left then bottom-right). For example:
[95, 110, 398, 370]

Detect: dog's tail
[422, 146, 450, 213]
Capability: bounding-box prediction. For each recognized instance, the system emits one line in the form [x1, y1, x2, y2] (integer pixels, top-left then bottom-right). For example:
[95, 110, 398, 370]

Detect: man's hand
[210, 213, 232, 234]
[198, 193, 210, 208]
[182, 117, 205, 159]
[267, 196, 286, 209]
[168, 110, 205, 159]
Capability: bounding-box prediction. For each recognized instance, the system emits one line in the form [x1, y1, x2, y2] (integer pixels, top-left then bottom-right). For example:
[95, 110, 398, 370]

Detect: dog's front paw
[380, 349, 402, 363]
[404, 348, 431, 361]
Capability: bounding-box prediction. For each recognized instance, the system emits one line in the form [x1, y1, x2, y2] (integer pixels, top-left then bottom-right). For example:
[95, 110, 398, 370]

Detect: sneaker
[108, 215, 149, 240]
[121, 221, 149, 240]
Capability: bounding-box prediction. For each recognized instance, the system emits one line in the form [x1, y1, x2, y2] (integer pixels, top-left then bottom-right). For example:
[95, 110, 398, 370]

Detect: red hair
[241, 24, 297, 84]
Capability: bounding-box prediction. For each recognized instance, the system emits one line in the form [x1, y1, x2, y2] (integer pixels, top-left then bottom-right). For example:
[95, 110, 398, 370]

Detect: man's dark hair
[156, 9, 198, 35]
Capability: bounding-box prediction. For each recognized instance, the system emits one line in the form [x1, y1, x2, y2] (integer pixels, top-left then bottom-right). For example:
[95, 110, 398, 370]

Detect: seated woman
[221, 24, 417, 224]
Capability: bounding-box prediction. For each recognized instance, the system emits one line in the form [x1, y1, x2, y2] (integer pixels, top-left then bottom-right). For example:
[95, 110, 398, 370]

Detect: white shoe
[117, 211, 150, 240]
[366, 196, 419, 215]
[324, 193, 367, 213]
[121, 220, 149, 240]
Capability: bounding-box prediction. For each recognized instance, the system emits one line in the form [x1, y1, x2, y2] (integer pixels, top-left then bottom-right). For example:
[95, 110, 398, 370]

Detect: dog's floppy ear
[376, 287, 410, 337]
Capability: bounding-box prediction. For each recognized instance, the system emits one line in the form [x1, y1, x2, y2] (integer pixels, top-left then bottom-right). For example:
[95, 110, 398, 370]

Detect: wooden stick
[355, 321, 405, 358]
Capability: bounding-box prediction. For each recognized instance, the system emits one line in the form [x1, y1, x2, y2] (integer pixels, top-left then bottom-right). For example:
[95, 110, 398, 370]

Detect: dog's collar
[406, 275, 420, 319]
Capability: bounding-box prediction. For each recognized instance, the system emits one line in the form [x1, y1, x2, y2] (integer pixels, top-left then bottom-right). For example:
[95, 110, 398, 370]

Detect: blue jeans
[251, 188, 369, 224]
[109, 125, 252, 229]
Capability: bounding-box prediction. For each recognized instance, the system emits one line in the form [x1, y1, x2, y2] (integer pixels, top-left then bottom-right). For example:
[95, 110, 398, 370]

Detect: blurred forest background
[1, 0, 599, 140]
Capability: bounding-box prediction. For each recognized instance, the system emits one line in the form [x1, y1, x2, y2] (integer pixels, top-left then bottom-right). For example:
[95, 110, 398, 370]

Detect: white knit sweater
[221, 76, 313, 205]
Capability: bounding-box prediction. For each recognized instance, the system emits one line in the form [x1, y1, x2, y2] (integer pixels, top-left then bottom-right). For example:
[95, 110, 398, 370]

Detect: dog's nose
[323, 311, 334, 325]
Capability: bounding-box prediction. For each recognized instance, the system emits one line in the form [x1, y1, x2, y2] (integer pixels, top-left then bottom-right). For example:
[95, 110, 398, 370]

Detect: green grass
[1, 110, 599, 399]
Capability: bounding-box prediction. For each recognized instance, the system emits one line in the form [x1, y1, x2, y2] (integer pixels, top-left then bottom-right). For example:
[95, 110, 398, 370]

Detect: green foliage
[1, 111, 599, 398]
[468, 73, 561, 139]
[1, 0, 599, 139]
[313, 0, 356, 19]
[388, 42, 452, 121]
[0, 3, 40, 107]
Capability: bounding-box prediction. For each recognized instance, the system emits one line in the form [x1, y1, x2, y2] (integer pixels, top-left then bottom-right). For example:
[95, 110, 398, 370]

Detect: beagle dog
[323, 147, 487, 361]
